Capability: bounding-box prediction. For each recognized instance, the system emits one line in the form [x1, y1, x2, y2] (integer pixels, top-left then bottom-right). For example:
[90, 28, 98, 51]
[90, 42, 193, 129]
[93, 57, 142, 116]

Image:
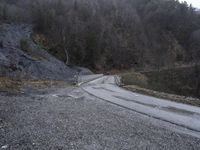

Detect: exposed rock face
[0, 24, 83, 81]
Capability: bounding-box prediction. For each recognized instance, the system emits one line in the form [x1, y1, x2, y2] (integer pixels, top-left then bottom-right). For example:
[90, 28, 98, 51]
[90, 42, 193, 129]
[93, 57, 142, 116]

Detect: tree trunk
[62, 29, 69, 65]
[64, 47, 69, 65]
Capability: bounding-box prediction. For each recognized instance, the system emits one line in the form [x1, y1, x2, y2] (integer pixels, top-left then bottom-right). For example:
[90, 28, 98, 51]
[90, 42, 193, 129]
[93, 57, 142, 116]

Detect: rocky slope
[0, 24, 91, 81]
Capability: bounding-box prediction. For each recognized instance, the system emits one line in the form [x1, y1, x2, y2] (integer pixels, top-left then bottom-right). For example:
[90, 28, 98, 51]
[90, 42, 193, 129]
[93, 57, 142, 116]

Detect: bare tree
[62, 29, 69, 65]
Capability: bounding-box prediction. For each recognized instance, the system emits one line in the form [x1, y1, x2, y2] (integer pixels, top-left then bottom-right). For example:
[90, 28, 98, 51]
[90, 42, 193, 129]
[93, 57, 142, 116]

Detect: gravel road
[0, 86, 200, 150]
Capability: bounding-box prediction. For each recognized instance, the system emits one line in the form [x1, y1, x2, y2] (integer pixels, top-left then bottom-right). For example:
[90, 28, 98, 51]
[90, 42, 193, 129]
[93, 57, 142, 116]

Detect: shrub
[20, 39, 29, 52]
[121, 71, 148, 87]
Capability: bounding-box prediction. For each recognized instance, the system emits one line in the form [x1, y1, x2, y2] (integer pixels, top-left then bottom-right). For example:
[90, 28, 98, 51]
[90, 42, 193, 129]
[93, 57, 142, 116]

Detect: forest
[0, 0, 200, 71]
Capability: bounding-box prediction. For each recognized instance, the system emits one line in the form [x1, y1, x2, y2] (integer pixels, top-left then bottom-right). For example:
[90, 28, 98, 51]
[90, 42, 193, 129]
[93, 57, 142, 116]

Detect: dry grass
[0, 77, 22, 92]
[32, 33, 50, 49]
[24, 80, 70, 89]
[120, 71, 148, 87]
[20, 37, 47, 61]
[0, 77, 71, 93]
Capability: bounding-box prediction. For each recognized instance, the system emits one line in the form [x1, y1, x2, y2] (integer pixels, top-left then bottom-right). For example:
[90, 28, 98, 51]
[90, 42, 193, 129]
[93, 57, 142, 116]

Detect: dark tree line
[1, 0, 200, 70]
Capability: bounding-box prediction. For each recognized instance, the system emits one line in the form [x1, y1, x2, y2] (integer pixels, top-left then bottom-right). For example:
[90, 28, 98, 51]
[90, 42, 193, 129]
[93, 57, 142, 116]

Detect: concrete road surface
[81, 75, 200, 132]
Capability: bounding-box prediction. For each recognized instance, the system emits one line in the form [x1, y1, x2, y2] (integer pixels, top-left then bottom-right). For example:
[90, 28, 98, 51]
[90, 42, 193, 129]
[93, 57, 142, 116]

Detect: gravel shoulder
[0, 86, 200, 150]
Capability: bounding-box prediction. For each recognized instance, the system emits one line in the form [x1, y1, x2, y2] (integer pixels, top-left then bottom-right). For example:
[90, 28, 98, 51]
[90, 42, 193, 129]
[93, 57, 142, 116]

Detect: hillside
[0, 24, 91, 82]
[1, 0, 200, 71]
[0, 0, 200, 98]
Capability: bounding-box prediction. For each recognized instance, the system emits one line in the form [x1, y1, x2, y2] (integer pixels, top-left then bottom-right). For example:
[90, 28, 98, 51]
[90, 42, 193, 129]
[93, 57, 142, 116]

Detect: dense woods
[1, 0, 200, 71]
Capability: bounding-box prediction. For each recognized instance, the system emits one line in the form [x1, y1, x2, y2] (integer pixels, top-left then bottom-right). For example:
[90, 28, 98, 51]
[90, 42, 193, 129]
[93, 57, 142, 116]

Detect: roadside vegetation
[0, 77, 21, 93]
[121, 64, 200, 102]
[144, 65, 200, 98]
[121, 71, 148, 88]
[0, 77, 71, 94]
[20, 38, 30, 52]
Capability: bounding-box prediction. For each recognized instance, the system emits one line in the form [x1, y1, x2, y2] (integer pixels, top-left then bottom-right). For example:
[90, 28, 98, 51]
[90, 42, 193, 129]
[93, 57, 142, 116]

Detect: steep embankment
[0, 24, 89, 82]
